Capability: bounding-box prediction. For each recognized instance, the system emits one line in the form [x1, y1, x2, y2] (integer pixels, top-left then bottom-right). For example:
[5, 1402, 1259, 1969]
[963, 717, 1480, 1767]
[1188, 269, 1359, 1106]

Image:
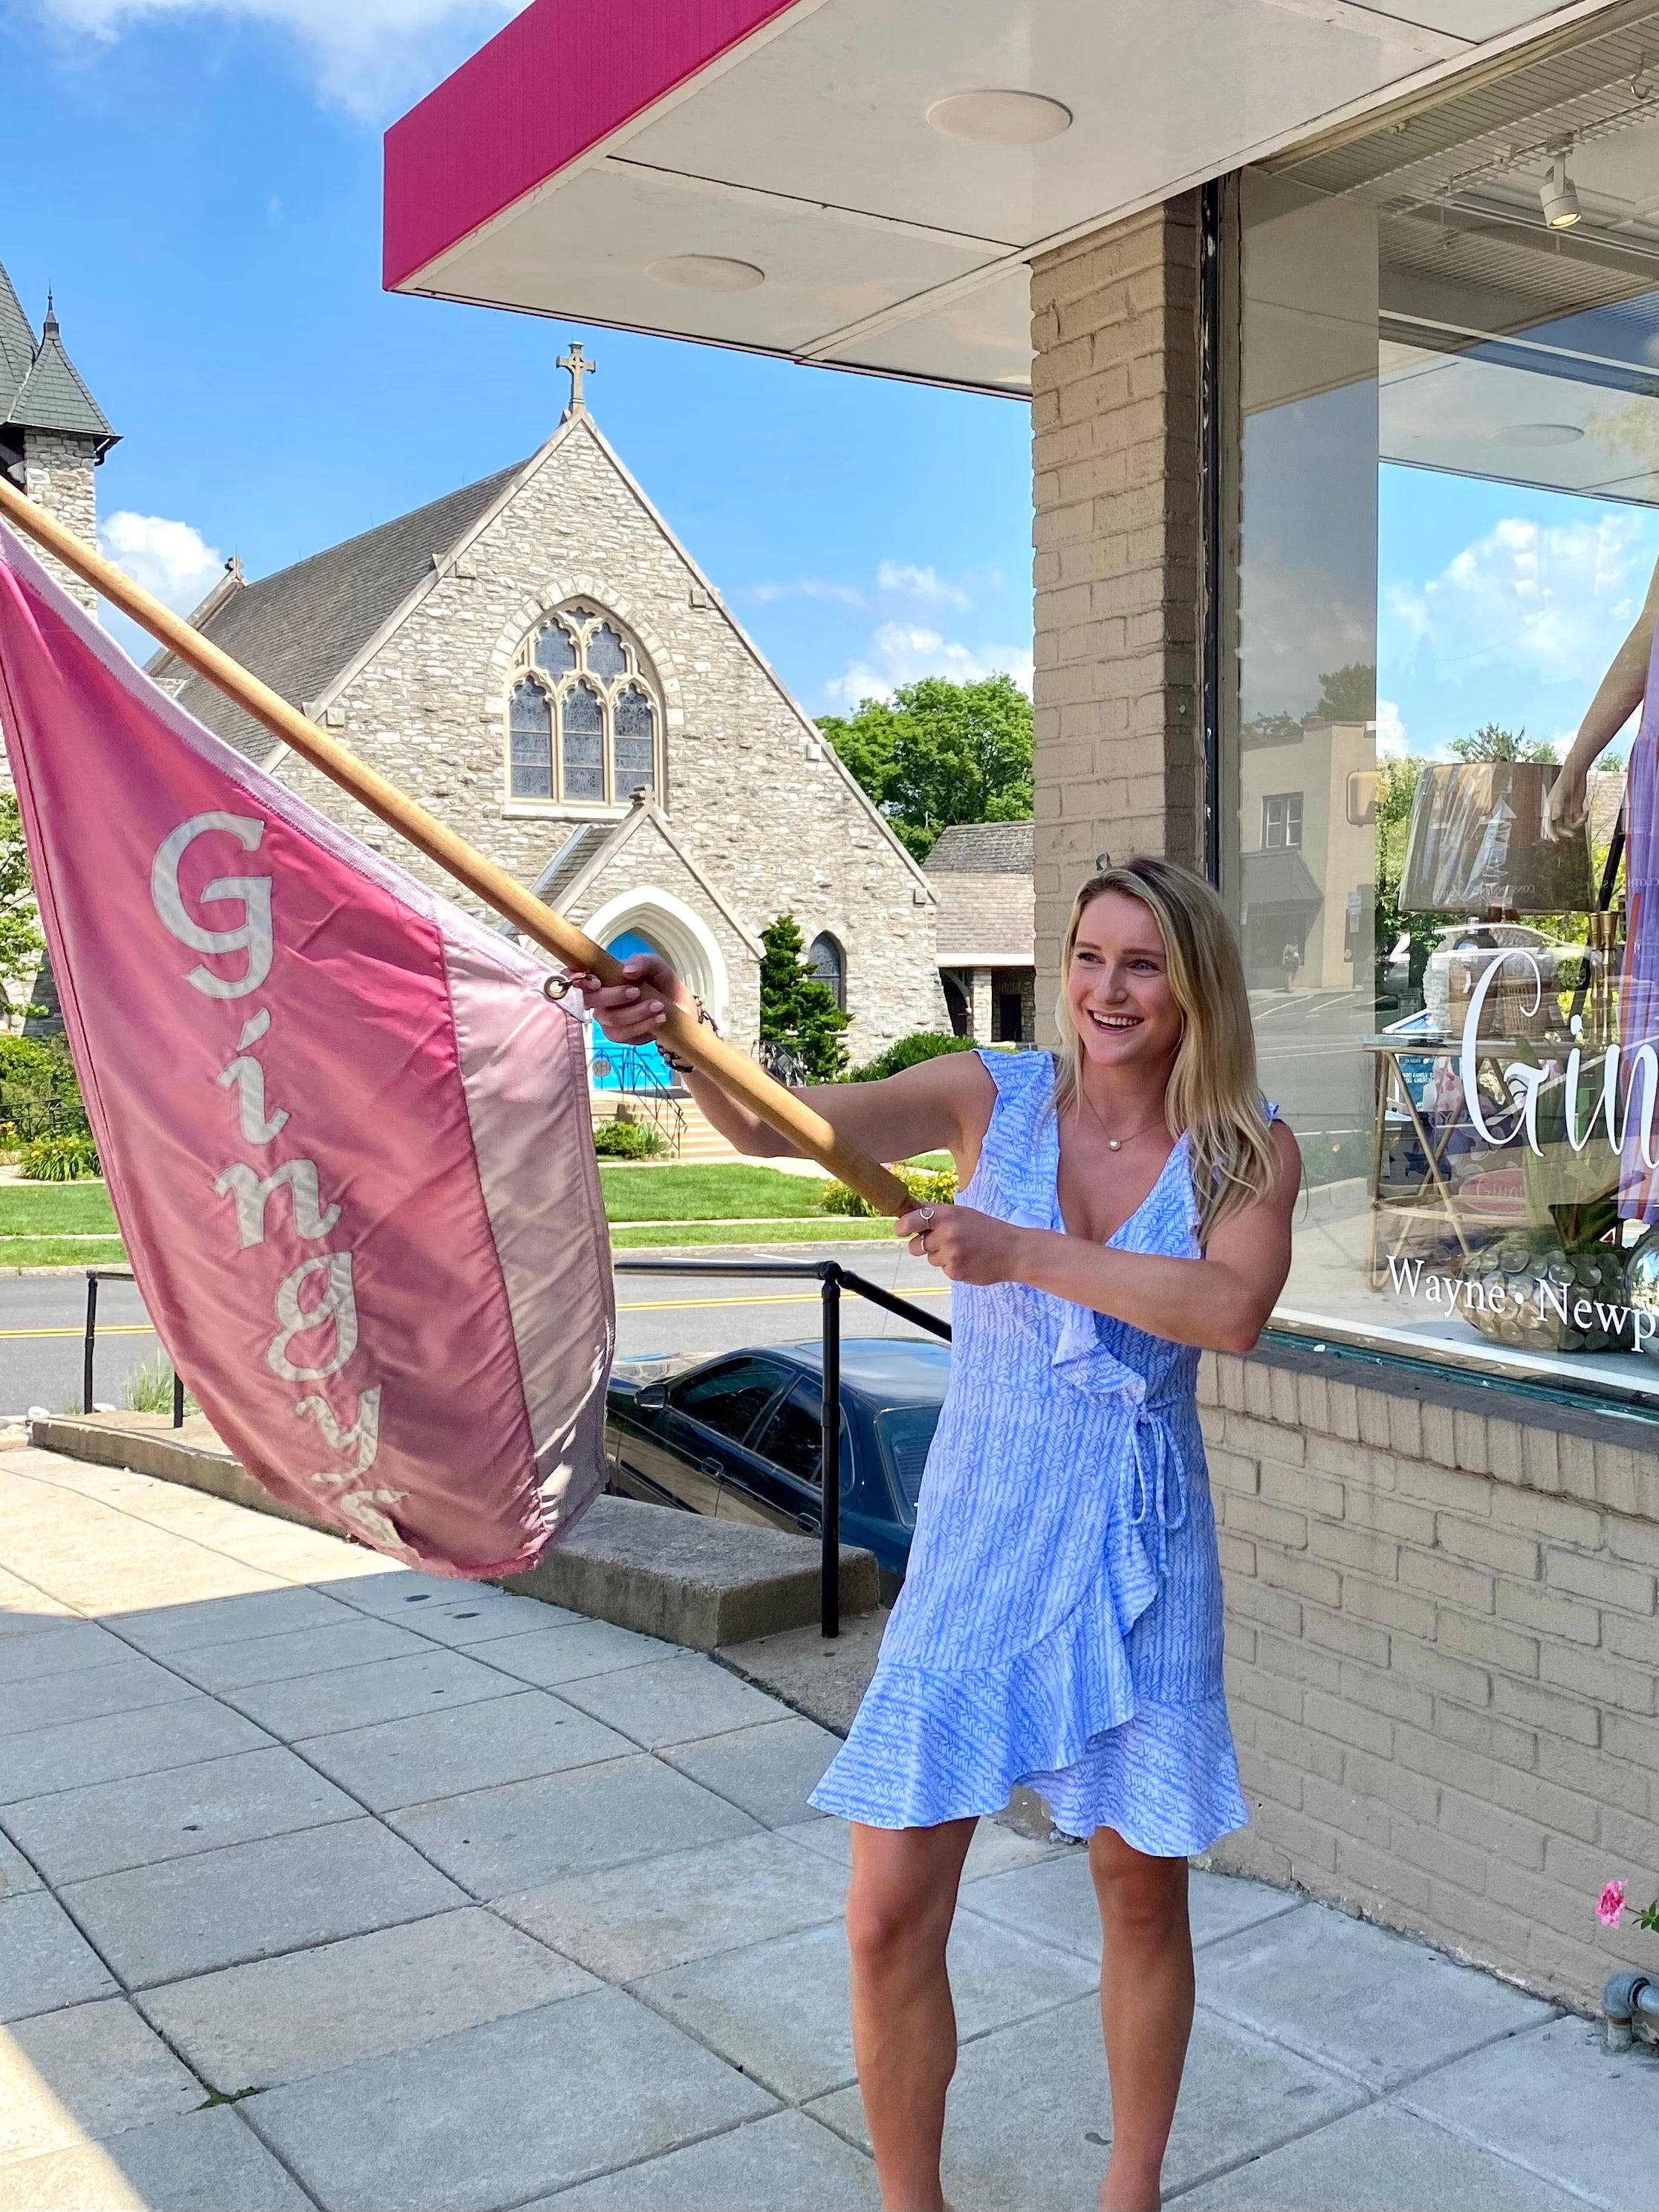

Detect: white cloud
[1384, 512, 1652, 688]
[744, 578, 869, 609]
[99, 511, 226, 615]
[873, 561, 973, 612]
[1374, 699, 1407, 759]
[34, 0, 514, 115]
[822, 621, 1033, 709]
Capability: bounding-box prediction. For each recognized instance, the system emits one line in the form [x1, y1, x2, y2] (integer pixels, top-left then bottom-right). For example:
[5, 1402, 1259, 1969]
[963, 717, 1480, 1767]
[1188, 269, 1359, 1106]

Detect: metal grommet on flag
[541, 972, 574, 1003]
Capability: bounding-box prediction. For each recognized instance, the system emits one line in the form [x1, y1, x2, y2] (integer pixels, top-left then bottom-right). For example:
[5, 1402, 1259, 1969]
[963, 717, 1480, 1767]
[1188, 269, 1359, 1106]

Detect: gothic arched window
[507, 605, 664, 805]
[808, 931, 845, 1010]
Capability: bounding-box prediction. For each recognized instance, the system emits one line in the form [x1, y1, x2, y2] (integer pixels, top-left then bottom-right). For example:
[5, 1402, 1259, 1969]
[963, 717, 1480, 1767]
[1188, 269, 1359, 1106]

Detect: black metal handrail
[613, 1257, 951, 1637]
[82, 1268, 184, 1427]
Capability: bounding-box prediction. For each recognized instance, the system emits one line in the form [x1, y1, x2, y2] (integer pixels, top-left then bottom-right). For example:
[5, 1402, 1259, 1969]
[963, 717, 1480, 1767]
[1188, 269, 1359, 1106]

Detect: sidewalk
[0, 1444, 1652, 2212]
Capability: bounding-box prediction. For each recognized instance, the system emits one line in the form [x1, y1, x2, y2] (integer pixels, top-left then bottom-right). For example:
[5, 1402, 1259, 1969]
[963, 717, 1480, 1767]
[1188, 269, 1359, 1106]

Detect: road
[0, 1242, 950, 1418]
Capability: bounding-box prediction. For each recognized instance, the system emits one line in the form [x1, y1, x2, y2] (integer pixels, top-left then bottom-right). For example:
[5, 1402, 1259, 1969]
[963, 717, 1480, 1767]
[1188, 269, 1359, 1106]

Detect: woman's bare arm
[899, 1121, 1302, 1355]
[568, 953, 994, 1175]
[1554, 554, 1659, 827]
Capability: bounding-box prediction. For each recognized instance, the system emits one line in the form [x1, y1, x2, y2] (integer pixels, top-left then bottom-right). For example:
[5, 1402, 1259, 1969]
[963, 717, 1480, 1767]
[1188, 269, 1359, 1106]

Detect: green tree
[819, 674, 1032, 860]
[1372, 755, 1443, 1008]
[758, 913, 850, 1083]
[1447, 721, 1557, 764]
[1314, 664, 1376, 722]
[0, 794, 44, 1024]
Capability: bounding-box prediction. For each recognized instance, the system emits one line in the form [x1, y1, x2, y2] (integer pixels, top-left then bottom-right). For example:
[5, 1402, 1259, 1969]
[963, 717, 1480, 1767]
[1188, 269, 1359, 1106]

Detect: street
[0, 1243, 950, 1418]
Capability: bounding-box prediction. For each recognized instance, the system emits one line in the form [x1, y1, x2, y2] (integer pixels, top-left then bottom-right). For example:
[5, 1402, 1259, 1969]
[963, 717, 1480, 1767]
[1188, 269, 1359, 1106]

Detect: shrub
[819, 1164, 958, 1219]
[19, 1129, 100, 1180]
[0, 1035, 89, 1144]
[592, 1118, 667, 1161]
[123, 1356, 195, 1417]
[848, 1031, 976, 1084]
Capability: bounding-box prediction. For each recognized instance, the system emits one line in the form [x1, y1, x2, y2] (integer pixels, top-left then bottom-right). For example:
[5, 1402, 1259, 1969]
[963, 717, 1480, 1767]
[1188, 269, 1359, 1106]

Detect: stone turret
[0, 266, 118, 616]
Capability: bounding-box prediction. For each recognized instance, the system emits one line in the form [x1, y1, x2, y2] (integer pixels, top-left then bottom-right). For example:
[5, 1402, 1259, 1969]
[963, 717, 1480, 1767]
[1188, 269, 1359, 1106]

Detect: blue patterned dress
[811, 1049, 1251, 1854]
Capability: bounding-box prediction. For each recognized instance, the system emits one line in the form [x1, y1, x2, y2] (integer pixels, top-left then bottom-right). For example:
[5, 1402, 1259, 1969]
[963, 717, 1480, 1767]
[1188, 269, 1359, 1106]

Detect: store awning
[1241, 848, 1325, 917]
[382, 0, 1575, 398]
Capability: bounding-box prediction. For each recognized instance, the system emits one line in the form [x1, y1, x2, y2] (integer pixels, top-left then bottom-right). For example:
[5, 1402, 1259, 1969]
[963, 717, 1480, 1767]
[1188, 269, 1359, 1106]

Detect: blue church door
[591, 928, 675, 1090]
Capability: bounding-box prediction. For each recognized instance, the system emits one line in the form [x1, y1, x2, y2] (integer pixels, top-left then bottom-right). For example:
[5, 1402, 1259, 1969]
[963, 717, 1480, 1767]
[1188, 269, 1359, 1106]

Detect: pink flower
[1597, 1880, 1629, 1928]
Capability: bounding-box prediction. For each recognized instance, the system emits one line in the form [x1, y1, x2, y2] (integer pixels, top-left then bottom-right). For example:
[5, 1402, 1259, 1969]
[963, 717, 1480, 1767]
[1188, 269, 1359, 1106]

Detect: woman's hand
[896, 1201, 1023, 1284]
[566, 952, 693, 1046]
[1549, 747, 1591, 834]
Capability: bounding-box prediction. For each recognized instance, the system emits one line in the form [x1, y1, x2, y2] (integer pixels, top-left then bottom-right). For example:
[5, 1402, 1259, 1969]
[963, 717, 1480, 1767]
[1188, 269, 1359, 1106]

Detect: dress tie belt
[1128, 1405, 1187, 1577]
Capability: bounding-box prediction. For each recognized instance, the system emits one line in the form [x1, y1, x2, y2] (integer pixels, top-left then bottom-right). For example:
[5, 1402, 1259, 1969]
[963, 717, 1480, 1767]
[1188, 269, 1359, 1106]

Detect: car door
[730, 1380, 856, 1536]
[658, 1355, 794, 1518]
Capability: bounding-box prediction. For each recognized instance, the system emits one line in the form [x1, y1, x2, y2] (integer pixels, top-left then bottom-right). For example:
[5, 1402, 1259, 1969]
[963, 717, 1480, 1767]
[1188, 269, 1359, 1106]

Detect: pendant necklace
[1080, 1092, 1166, 1153]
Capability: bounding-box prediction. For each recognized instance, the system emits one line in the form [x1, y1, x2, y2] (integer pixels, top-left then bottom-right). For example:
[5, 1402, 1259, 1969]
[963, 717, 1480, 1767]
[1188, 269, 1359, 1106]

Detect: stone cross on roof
[558, 341, 594, 416]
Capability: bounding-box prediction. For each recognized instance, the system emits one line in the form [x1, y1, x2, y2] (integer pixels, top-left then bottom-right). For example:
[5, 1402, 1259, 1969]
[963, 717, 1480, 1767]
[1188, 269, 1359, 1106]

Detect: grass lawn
[611, 1217, 897, 1250]
[597, 1163, 828, 1222]
[0, 1236, 127, 1269]
[0, 1182, 117, 1233]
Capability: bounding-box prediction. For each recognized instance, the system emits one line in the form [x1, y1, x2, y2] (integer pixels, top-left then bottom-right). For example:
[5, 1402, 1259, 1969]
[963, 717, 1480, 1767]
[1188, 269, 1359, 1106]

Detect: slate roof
[4, 309, 115, 446]
[923, 820, 1033, 967]
[923, 820, 1033, 875]
[0, 265, 34, 417]
[158, 461, 527, 760]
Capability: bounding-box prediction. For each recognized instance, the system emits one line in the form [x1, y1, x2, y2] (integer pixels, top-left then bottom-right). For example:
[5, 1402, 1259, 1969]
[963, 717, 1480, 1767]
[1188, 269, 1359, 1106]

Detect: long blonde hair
[1052, 856, 1278, 1242]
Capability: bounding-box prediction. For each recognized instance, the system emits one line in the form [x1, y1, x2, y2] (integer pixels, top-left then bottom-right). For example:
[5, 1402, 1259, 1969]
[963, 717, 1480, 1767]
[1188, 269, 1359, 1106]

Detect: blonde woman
[574, 857, 1299, 2212]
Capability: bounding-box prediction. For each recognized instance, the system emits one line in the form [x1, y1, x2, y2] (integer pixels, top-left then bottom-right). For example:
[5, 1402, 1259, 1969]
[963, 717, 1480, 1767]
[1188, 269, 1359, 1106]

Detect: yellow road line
[0, 1323, 157, 1340]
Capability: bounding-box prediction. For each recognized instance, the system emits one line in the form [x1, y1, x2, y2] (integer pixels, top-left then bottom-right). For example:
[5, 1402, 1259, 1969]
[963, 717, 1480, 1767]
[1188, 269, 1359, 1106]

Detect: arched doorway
[582, 889, 731, 1093]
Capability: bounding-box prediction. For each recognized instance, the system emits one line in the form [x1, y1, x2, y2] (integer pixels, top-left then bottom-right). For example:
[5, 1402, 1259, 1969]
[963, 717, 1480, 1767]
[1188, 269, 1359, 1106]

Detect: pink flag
[0, 525, 614, 1577]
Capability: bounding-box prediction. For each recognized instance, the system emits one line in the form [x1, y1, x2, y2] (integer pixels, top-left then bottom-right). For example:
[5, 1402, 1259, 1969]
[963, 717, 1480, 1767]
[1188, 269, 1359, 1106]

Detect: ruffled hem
[810, 1543, 1162, 1828]
[1027, 1692, 1247, 1856]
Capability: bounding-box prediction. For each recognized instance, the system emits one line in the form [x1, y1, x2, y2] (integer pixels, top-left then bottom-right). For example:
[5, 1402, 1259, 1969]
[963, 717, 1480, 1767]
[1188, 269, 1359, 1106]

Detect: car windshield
[874, 1407, 941, 1525]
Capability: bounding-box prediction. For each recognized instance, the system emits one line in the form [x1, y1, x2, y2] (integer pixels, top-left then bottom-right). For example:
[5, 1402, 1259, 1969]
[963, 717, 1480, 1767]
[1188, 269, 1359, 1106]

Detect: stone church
[140, 351, 947, 1077]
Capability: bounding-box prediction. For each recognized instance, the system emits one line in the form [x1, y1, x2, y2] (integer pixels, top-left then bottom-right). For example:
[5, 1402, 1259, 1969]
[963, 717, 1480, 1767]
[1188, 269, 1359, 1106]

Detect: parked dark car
[604, 1337, 949, 1589]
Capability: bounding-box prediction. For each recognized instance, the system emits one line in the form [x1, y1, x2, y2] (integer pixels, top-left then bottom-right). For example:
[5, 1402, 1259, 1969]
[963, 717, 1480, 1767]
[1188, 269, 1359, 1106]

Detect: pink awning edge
[383, 0, 800, 292]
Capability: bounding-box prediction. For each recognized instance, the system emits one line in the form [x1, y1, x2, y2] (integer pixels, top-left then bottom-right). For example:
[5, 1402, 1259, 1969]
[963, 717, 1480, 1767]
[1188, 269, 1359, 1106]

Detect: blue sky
[3, 0, 1033, 712]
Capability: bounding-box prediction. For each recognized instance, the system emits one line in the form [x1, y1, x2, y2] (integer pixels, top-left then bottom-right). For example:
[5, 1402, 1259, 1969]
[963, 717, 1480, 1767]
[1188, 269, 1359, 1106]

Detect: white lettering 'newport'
[150, 813, 274, 1000]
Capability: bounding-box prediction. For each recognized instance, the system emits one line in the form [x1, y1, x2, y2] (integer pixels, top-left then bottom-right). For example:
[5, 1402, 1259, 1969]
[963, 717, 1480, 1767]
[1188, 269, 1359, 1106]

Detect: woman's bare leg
[1088, 1828, 1194, 2212]
[845, 1817, 977, 2212]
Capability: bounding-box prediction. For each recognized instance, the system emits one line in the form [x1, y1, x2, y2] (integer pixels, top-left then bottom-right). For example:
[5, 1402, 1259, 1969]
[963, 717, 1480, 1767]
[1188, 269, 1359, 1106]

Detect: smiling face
[1065, 889, 1185, 1076]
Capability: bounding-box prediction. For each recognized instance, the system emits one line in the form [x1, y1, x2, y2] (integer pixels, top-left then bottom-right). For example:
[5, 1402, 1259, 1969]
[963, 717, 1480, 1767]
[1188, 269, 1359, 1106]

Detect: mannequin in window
[1551, 551, 1659, 1224]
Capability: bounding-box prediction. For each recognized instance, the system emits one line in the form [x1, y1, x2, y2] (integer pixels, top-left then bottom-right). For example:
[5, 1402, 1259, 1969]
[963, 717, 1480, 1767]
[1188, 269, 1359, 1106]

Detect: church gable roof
[923, 821, 1033, 875]
[168, 461, 527, 759]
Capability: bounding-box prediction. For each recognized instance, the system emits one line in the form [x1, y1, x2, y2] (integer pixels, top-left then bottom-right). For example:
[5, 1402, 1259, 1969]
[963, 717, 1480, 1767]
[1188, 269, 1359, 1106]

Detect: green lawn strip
[0, 1182, 118, 1234]
[609, 1218, 897, 1250]
[598, 1163, 828, 1222]
[0, 1237, 127, 1269]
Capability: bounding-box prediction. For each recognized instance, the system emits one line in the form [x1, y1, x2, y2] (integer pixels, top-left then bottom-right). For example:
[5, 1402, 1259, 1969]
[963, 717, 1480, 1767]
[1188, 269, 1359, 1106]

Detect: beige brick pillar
[1030, 196, 1204, 1033]
[968, 967, 993, 1042]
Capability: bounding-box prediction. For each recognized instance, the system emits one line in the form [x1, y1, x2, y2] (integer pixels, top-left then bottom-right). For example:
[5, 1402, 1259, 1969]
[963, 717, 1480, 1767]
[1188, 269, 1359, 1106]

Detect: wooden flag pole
[0, 484, 913, 1217]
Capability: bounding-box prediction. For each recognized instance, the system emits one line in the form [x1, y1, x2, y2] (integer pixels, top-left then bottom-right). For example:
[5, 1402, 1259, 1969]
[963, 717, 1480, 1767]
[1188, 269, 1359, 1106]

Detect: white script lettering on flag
[0, 526, 614, 1575]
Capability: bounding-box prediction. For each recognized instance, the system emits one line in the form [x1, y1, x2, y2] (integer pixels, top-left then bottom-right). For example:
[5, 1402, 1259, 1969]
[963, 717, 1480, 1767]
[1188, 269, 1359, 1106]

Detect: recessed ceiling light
[1493, 422, 1583, 447]
[644, 256, 765, 292]
[924, 91, 1072, 144]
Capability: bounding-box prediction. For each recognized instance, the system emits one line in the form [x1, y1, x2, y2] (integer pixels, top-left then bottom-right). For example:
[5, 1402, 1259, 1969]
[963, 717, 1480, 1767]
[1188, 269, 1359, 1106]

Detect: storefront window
[1227, 9, 1658, 1401]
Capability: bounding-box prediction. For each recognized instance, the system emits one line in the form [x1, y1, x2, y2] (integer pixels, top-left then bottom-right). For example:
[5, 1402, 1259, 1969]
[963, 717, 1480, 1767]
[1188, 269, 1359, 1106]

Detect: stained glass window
[534, 624, 576, 675]
[614, 687, 655, 794]
[561, 684, 605, 802]
[586, 624, 629, 680]
[508, 682, 552, 798]
[808, 932, 845, 1009]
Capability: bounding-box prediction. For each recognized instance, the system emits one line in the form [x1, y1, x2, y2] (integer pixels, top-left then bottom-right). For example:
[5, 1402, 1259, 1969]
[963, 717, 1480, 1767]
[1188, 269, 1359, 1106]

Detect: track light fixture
[1540, 152, 1581, 229]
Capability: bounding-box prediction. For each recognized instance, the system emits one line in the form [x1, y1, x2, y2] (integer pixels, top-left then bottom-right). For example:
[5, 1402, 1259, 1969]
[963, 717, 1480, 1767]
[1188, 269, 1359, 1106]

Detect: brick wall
[1201, 1345, 1659, 2011]
[1030, 196, 1204, 1016]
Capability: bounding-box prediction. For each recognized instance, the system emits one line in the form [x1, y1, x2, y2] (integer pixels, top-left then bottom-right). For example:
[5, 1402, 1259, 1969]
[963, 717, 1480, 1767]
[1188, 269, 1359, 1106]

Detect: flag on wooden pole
[0, 522, 614, 1576]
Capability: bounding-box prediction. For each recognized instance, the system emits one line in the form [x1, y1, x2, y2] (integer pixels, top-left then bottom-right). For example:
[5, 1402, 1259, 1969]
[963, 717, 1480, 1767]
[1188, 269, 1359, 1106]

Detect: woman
[574, 857, 1299, 2212]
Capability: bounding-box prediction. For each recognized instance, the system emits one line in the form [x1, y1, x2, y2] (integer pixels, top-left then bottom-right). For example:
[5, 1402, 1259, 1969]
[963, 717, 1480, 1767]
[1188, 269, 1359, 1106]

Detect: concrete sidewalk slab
[550, 1650, 784, 1745]
[0, 1653, 198, 1739]
[0, 1619, 129, 1681]
[1198, 1904, 1555, 2089]
[0, 1696, 269, 1803]
[2, 1745, 359, 1883]
[249, 1987, 778, 2212]
[294, 1688, 637, 1812]
[388, 1752, 762, 1895]
[0, 2107, 313, 2212]
[0, 1998, 201, 2164]
[1398, 2014, 1659, 2212]
[810, 1994, 1363, 2211]
[1172, 2102, 1591, 2211]
[166, 1615, 433, 1692]
[635, 1908, 1099, 2104]
[498, 1827, 849, 1982]
[476, 1619, 678, 1688]
[103, 1583, 363, 1655]
[139, 1908, 598, 2092]
[662, 1714, 842, 1825]
[222, 1646, 517, 1739]
[61, 1816, 467, 1988]
[329, 1583, 582, 1646]
[0, 1890, 118, 2020]
[536, 2108, 881, 2212]
[958, 1852, 1299, 1964]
